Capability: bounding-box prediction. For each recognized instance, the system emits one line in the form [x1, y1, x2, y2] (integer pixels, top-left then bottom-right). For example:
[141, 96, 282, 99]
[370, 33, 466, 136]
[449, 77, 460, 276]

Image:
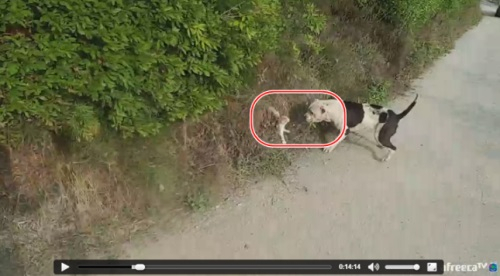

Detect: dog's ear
[320, 106, 326, 114]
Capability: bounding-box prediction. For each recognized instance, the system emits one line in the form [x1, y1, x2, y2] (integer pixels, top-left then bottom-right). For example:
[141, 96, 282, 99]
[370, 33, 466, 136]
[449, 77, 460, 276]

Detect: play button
[61, 263, 69, 272]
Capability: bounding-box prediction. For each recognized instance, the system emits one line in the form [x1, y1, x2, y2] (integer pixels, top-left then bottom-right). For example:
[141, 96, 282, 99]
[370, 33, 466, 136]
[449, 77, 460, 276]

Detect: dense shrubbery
[0, 0, 477, 143]
[357, 0, 478, 30]
[0, 0, 285, 141]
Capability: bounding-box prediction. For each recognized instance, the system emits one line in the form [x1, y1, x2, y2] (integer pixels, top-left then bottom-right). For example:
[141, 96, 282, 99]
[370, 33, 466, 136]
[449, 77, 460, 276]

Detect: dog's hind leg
[374, 124, 384, 149]
[381, 147, 396, 162]
[377, 125, 397, 162]
[380, 141, 396, 161]
[379, 135, 396, 161]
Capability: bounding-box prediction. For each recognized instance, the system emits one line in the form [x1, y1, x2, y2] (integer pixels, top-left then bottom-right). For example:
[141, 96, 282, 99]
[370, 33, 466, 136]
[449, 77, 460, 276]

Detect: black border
[54, 259, 444, 274]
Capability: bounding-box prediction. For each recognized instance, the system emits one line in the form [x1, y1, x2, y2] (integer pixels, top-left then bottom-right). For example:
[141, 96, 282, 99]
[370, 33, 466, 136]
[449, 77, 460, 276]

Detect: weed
[368, 80, 391, 105]
[184, 189, 211, 212]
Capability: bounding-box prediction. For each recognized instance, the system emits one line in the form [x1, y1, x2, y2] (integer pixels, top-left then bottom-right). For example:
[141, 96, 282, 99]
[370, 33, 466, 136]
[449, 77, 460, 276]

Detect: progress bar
[131, 265, 332, 270]
[54, 259, 444, 274]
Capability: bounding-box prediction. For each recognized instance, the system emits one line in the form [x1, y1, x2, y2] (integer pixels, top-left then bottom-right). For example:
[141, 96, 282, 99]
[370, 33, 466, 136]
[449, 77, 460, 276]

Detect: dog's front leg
[323, 143, 339, 153]
[323, 130, 348, 153]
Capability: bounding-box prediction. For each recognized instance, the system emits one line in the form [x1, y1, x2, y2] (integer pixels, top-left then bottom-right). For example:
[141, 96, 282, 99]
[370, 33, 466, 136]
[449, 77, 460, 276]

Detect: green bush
[0, 0, 283, 141]
[0, 0, 475, 143]
[374, 0, 442, 29]
[356, 0, 478, 31]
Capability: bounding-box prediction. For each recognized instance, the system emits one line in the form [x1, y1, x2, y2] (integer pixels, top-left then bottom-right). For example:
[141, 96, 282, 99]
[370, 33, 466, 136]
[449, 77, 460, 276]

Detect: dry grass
[0, 2, 482, 275]
[1, 136, 156, 275]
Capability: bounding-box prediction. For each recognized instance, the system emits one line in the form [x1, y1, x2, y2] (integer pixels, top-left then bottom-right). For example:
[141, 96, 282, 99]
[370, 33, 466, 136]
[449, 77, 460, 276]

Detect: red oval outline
[249, 90, 347, 148]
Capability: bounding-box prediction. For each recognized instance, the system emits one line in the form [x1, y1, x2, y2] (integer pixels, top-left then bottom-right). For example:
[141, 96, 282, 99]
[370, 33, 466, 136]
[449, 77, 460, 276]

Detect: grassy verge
[0, 1, 482, 275]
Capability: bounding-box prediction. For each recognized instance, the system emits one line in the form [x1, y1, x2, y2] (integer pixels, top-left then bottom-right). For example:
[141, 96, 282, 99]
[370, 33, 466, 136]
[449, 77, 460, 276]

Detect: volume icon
[368, 263, 380, 272]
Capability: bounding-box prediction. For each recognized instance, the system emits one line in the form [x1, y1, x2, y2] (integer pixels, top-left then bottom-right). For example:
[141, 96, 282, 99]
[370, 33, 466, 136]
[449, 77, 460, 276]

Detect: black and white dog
[305, 94, 418, 161]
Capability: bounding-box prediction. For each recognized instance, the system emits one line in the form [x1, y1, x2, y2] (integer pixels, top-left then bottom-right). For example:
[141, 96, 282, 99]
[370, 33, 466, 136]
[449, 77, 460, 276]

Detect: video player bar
[54, 259, 444, 274]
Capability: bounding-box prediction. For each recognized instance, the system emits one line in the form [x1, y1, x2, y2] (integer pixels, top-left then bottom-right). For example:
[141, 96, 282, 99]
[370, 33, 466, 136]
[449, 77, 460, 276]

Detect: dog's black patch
[378, 112, 388, 123]
[387, 110, 397, 119]
[370, 104, 383, 110]
[378, 121, 398, 151]
[377, 110, 399, 151]
[344, 101, 364, 128]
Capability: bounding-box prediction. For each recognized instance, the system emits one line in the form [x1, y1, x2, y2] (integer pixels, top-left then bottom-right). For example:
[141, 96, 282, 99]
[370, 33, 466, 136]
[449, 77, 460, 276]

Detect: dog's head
[305, 99, 329, 123]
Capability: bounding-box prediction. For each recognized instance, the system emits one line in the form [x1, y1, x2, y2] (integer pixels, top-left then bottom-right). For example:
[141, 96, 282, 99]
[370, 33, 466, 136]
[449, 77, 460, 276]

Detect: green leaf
[6, 64, 19, 75]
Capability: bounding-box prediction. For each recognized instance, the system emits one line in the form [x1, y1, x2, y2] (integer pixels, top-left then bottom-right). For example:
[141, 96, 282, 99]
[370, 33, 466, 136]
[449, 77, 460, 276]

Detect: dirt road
[115, 4, 500, 274]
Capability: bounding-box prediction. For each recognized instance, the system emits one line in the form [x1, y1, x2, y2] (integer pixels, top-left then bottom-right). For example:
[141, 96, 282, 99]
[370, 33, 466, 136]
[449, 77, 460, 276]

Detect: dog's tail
[397, 94, 418, 120]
